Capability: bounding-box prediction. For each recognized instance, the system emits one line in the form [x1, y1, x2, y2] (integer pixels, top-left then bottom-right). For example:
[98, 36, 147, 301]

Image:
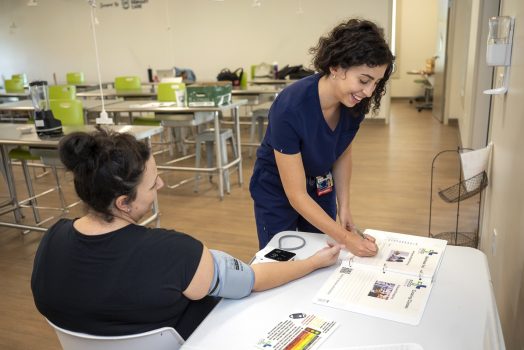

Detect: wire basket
[430, 231, 478, 248]
[438, 171, 488, 203]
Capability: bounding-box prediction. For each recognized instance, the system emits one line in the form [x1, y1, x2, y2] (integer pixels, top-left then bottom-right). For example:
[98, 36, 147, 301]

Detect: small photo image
[368, 280, 396, 300]
[386, 250, 409, 263]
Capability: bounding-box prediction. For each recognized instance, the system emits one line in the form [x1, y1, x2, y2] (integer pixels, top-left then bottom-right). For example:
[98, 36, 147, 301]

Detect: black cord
[278, 234, 306, 251]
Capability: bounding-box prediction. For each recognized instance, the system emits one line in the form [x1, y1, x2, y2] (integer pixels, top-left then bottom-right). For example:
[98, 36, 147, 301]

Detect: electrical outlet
[491, 228, 498, 256]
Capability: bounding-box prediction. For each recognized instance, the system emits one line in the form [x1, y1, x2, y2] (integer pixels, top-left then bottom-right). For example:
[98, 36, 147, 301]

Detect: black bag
[217, 68, 243, 87]
[277, 65, 314, 80]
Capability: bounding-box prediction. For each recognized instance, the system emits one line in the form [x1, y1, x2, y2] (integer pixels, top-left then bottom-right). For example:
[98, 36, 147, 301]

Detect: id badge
[315, 172, 333, 196]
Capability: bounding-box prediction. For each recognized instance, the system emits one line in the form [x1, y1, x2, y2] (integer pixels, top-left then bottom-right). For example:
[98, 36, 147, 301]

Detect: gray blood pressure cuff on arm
[208, 250, 255, 299]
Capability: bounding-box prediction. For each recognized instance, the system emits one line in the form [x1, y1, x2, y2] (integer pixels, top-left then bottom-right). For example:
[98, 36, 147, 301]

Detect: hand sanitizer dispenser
[484, 16, 515, 95]
[486, 16, 514, 66]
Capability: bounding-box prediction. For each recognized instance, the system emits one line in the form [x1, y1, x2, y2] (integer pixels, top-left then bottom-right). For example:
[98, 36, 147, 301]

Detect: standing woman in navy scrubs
[249, 18, 394, 255]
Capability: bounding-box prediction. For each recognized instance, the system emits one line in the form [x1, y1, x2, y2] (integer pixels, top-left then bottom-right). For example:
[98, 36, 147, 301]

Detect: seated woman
[31, 127, 340, 340]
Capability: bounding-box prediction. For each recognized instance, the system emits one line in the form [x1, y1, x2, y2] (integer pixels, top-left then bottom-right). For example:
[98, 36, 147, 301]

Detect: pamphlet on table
[313, 229, 447, 325]
[255, 312, 338, 350]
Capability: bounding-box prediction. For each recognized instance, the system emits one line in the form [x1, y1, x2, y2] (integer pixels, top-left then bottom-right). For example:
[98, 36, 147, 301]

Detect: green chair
[50, 99, 84, 126]
[157, 82, 185, 103]
[66, 72, 85, 85]
[115, 76, 141, 91]
[154, 82, 196, 158]
[11, 73, 28, 85]
[49, 85, 76, 100]
[8, 142, 44, 224]
[4, 79, 25, 93]
[10, 100, 84, 225]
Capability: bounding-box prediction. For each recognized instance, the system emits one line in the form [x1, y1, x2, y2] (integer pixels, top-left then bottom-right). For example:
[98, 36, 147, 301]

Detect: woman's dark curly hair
[59, 126, 150, 222]
[310, 18, 395, 116]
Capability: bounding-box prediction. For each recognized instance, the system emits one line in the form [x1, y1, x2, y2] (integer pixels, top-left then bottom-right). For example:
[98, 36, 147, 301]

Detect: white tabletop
[182, 231, 504, 350]
[0, 124, 163, 147]
[87, 99, 247, 113]
[0, 99, 123, 112]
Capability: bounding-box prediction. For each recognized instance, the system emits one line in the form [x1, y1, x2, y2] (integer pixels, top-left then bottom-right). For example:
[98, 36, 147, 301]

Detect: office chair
[46, 319, 184, 350]
[66, 72, 85, 85]
[49, 85, 77, 100]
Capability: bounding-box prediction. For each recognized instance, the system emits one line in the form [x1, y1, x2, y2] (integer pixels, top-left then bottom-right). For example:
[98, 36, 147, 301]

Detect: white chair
[46, 319, 184, 350]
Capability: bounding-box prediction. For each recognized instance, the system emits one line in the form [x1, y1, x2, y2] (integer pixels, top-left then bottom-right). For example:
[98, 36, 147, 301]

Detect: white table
[89, 100, 247, 199]
[182, 231, 505, 350]
[77, 87, 156, 99]
[0, 99, 124, 123]
[0, 124, 163, 232]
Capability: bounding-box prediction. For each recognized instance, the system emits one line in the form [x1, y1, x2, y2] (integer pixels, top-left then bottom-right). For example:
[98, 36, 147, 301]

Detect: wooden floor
[0, 99, 463, 349]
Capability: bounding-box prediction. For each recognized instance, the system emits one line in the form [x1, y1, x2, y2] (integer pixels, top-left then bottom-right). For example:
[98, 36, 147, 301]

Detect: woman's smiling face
[330, 64, 387, 108]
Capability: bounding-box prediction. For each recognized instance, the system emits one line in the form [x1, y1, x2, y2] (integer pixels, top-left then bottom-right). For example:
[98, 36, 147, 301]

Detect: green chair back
[50, 99, 84, 126]
[49, 85, 76, 100]
[11, 73, 28, 85]
[157, 82, 186, 103]
[66, 72, 85, 85]
[115, 76, 141, 91]
[4, 79, 25, 93]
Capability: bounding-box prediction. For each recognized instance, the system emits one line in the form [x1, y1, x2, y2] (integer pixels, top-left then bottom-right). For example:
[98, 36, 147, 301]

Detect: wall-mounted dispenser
[484, 16, 515, 95]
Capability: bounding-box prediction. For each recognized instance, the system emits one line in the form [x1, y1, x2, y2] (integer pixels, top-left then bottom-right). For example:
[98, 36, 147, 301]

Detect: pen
[352, 226, 367, 240]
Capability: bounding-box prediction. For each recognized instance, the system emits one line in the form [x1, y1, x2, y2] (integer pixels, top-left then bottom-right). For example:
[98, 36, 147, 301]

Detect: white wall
[0, 0, 390, 81]
[476, 0, 524, 349]
[444, 0, 472, 126]
[446, 0, 498, 147]
[0, 0, 392, 119]
[390, 0, 439, 98]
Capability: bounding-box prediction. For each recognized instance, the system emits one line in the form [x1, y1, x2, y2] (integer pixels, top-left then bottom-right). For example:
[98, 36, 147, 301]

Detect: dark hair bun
[59, 132, 99, 172]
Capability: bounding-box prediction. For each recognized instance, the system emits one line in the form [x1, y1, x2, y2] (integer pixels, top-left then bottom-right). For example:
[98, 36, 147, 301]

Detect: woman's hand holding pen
[344, 225, 378, 257]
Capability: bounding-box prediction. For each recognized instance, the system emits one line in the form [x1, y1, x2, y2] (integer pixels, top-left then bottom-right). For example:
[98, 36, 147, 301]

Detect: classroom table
[250, 79, 296, 87]
[88, 100, 247, 199]
[0, 124, 163, 232]
[182, 231, 505, 350]
[77, 87, 156, 99]
[232, 86, 281, 103]
[0, 90, 29, 100]
[0, 99, 124, 123]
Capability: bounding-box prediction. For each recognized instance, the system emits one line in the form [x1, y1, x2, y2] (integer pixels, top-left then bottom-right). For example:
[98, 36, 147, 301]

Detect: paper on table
[255, 312, 338, 350]
[325, 343, 424, 350]
[460, 143, 492, 191]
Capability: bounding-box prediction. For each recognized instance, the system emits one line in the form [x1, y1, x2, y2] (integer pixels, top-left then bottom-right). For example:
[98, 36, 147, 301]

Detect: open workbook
[313, 229, 447, 325]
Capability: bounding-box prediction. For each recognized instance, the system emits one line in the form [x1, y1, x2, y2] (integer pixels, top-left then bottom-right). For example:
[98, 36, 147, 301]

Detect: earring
[331, 74, 336, 79]
[126, 208, 131, 213]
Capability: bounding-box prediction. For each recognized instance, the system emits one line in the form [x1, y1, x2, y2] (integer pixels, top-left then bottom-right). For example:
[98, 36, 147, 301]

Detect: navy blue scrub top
[251, 73, 365, 183]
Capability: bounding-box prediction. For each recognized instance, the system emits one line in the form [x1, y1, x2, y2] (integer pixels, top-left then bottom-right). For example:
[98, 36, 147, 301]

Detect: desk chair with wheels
[413, 78, 433, 112]
[46, 319, 184, 350]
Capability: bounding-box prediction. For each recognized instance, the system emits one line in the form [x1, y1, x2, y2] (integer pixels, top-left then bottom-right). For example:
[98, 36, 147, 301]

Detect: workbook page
[345, 229, 447, 279]
[313, 260, 433, 325]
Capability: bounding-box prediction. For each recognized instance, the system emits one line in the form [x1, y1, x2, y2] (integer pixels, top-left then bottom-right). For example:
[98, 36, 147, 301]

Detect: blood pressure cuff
[208, 250, 255, 299]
